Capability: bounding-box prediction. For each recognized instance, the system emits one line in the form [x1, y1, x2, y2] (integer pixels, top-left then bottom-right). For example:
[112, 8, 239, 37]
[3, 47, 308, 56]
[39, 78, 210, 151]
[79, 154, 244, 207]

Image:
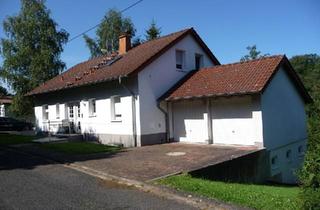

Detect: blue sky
[0, 0, 319, 70]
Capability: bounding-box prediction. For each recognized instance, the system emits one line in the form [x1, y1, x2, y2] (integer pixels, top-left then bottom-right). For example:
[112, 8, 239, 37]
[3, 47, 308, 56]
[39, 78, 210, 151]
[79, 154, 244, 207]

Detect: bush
[299, 118, 320, 209]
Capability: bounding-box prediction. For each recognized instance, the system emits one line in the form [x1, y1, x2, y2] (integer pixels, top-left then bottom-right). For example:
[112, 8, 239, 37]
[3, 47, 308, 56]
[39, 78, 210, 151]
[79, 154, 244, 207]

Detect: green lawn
[157, 174, 300, 210]
[40, 142, 121, 155]
[0, 133, 35, 146]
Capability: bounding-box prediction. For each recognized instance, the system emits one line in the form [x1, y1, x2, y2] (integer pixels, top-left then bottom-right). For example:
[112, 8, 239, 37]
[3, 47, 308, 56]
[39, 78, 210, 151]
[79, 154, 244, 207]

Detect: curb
[64, 163, 239, 210]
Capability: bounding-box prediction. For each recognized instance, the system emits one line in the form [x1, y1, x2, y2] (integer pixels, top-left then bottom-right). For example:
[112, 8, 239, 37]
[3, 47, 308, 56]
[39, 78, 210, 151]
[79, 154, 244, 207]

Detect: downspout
[157, 101, 170, 143]
[118, 76, 137, 147]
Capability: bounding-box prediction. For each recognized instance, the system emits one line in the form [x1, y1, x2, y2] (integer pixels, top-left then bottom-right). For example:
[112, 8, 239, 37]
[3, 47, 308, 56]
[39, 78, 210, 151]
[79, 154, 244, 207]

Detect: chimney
[118, 33, 131, 55]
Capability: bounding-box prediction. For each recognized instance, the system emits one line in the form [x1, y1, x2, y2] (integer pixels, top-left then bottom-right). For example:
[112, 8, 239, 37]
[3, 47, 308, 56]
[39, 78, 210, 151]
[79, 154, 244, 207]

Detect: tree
[145, 19, 161, 41]
[290, 54, 320, 209]
[0, 86, 8, 96]
[240, 45, 269, 61]
[83, 9, 136, 57]
[0, 0, 69, 118]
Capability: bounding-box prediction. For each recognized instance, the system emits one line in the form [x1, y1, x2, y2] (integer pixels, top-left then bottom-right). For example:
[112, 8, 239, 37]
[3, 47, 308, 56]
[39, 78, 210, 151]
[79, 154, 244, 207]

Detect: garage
[171, 100, 208, 143]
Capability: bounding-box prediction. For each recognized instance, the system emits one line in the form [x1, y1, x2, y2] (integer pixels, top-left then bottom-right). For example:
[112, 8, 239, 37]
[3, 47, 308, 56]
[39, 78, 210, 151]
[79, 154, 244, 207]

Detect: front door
[67, 102, 81, 133]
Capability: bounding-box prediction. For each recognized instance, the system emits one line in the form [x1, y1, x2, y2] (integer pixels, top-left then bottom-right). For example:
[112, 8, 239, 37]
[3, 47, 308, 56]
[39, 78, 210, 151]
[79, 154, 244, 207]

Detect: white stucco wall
[261, 67, 307, 149]
[138, 34, 215, 137]
[261, 67, 308, 184]
[34, 80, 138, 147]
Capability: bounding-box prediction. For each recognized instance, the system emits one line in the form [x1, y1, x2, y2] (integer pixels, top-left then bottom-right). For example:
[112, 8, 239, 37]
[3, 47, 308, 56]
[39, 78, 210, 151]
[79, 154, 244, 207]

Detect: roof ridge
[127, 27, 192, 50]
[200, 55, 284, 70]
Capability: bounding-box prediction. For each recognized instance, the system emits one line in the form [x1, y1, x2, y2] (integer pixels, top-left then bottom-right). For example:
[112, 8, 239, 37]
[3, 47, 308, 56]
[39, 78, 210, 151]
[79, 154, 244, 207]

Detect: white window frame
[89, 99, 96, 117]
[68, 105, 74, 119]
[175, 49, 185, 70]
[111, 96, 122, 122]
[43, 105, 49, 121]
[56, 104, 60, 119]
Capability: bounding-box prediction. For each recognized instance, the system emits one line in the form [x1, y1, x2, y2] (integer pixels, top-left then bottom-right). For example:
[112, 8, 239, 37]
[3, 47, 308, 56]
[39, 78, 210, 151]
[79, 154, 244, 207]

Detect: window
[111, 96, 122, 121]
[68, 105, 74, 118]
[0, 105, 4, 117]
[298, 145, 304, 154]
[89, 99, 96, 117]
[43, 105, 49, 120]
[77, 104, 81, 118]
[176, 50, 185, 70]
[271, 155, 278, 169]
[195, 54, 203, 70]
[56, 104, 60, 119]
[286, 150, 292, 161]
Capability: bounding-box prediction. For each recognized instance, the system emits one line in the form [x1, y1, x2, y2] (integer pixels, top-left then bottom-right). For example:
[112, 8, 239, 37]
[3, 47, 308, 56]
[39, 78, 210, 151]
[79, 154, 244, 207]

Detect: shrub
[299, 118, 320, 209]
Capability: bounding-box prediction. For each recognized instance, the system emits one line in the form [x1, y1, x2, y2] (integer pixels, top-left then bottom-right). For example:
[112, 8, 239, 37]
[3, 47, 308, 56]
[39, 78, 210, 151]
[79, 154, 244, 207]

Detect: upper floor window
[56, 104, 60, 119]
[176, 50, 185, 70]
[43, 105, 49, 120]
[89, 99, 96, 117]
[195, 53, 203, 70]
[111, 96, 122, 121]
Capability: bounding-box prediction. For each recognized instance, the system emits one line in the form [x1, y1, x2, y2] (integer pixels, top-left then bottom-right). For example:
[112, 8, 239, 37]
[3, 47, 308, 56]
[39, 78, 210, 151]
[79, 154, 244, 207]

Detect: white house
[0, 95, 13, 117]
[27, 28, 312, 184]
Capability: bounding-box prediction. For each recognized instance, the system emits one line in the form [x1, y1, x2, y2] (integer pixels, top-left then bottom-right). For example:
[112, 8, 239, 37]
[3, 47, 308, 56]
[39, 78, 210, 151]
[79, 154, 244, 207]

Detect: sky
[0, 0, 319, 80]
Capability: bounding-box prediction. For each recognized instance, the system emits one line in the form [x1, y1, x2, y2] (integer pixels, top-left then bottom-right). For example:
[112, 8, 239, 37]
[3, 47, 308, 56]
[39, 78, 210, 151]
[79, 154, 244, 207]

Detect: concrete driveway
[76, 143, 261, 181]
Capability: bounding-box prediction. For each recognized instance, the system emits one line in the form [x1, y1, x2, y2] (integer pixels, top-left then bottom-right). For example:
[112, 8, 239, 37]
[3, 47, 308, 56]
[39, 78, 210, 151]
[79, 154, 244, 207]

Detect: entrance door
[67, 102, 81, 133]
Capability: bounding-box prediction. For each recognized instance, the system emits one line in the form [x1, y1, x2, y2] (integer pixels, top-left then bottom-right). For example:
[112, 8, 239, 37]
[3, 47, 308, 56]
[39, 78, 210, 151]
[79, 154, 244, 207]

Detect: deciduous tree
[0, 0, 69, 117]
[240, 45, 269, 61]
[83, 9, 136, 57]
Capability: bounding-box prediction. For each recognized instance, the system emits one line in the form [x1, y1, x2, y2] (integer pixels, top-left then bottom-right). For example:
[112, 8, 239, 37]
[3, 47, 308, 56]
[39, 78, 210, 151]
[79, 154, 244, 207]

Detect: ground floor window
[68, 105, 74, 118]
[89, 99, 96, 117]
[111, 96, 122, 121]
[43, 105, 49, 120]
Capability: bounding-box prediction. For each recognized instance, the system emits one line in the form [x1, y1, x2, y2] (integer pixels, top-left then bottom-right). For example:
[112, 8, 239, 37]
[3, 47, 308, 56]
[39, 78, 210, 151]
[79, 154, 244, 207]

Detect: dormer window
[176, 50, 185, 70]
[195, 53, 203, 69]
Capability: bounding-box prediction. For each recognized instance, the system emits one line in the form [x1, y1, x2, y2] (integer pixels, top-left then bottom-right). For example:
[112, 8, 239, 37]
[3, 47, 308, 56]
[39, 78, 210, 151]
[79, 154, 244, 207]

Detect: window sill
[89, 114, 97, 118]
[111, 119, 122, 123]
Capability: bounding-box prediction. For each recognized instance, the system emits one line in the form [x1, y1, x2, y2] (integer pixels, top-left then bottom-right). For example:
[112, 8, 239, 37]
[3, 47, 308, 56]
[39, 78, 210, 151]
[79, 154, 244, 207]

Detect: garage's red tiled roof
[27, 28, 219, 96]
[162, 55, 312, 103]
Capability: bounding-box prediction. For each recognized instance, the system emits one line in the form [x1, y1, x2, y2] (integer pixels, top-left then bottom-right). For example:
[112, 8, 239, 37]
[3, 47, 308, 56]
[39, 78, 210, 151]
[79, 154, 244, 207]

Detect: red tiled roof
[27, 28, 219, 96]
[0, 95, 13, 104]
[162, 55, 312, 103]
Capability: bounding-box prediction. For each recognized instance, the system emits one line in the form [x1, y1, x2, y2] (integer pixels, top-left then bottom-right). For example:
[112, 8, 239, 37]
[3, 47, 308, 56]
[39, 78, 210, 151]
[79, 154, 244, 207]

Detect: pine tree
[145, 19, 161, 41]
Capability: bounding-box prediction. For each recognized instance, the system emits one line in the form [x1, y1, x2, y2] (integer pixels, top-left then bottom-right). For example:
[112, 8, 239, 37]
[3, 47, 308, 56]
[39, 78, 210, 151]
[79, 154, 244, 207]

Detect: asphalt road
[0, 147, 196, 210]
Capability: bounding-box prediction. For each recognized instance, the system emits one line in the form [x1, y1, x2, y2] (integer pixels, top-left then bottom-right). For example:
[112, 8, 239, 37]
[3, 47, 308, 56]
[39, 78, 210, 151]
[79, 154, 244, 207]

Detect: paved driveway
[0, 148, 196, 210]
[76, 143, 261, 181]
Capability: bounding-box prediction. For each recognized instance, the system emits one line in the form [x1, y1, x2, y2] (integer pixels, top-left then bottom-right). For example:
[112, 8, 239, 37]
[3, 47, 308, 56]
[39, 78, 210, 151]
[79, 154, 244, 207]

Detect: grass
[0, 133, 35, 146]
[156, 174, 300, 210]
[40, 142, 121, 155]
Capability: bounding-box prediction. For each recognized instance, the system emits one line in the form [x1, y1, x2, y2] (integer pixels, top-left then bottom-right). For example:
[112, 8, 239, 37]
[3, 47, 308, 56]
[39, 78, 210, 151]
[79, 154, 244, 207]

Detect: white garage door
[211, 96, 255, 145]
[172, 100, 208, 143]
